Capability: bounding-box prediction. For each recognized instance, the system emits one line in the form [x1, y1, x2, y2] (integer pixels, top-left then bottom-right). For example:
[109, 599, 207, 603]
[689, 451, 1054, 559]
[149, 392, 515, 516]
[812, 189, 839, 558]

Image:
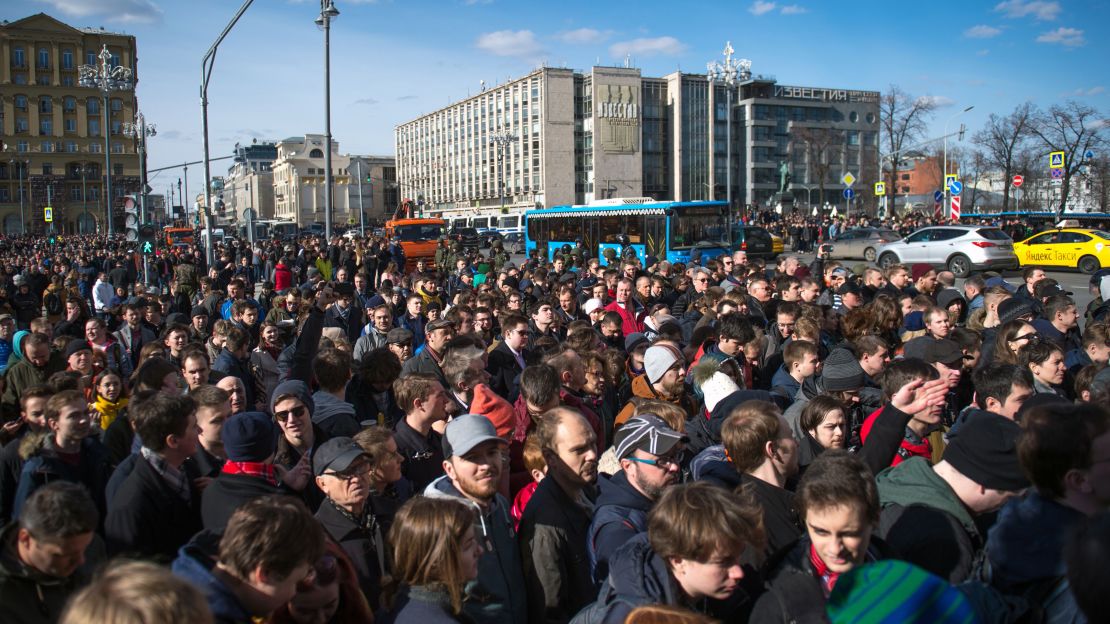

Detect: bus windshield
[670, 208, 728, 250]
[394, 223, 445, 241]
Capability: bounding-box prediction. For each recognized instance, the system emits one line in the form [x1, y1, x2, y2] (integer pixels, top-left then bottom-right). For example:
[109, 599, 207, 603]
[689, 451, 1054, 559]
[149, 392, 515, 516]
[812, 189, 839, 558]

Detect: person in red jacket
[273, 258, 293, 293]
[605, 278, 644, 336]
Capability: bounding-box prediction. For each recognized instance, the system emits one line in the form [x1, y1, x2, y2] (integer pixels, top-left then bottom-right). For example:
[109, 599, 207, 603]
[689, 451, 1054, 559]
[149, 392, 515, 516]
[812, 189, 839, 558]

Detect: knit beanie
[827, 560, 976, 624]
[911, 263, 935, 282]
[821, 348, 865, 392]
[701, 372, 741, 413]
[997, 298, 1035, 326]
[644, 344, 683, 384]
[270, 380, 315, 417]
[943, 413, 1029, 491]
[221, 412, 278, 462]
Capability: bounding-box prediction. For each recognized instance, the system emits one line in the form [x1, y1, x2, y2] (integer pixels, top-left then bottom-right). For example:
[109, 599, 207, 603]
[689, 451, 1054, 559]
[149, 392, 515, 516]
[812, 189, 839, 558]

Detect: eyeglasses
[626, 454, 681, 468]
[274, 405, 308, 422]
[391, 341, 413, 348]
[695, 278, 709, 283]
[1013, 332, 1040, 343]
[324, 463, 372, 481]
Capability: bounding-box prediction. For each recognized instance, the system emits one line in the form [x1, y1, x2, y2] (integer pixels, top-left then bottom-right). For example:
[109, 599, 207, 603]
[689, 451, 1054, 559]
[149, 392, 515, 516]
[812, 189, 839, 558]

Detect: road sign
[1014, 188, 1024, 200]
[949, 181, 963, 196]
[843, 188, 855, 200]
[1085, 150, 1096, 160]
[945, 174, 958, 190]
[1049, 151, 1065, 169]
[841, 172, 856, 186]
[874, 182, 886, 196]
[933, 190, 944, 203]
[1050, 167, 1064, 179]
[1012, 174, 1024, 188]
[951, 195, 962, 221]
[43, 207, 52, 223]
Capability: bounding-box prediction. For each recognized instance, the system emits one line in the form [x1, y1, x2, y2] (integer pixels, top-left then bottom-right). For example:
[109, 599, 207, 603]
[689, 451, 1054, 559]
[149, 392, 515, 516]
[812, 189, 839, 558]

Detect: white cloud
[964, 25, 1002, 38]
[1037, 27, 1086, 47]
[916, 95, 956, 109]
[555, 28, 611, 45]
[995, 0, 1061, 20]
[1068, 86, 1105, 97]
[475, 30, 544, 58]
[749, 1, 777, 15]
[780, 4, 808, 14]
[36, 0, 163, 23]
[609, 36, 687, 58]
[464, 0, 493, 5]
[354, 98, 380, 106]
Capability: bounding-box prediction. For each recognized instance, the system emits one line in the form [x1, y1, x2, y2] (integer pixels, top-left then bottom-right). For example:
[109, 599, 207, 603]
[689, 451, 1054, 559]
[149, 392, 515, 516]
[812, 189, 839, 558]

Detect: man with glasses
[488, 315, 531, 403]
[353, 304, 393, 362]
[385, 328, 414, 364]
[272, 380, 327, 509]
[426, 414, 527, 624]
[672, 267, 711, 316]
[588, 415, 685, 582]
[313, 436, 384, 609]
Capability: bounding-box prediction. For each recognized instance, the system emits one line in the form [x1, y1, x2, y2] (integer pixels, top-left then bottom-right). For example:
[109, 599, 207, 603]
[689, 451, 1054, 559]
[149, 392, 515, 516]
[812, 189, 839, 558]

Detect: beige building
[0, 13, 140, 234]
[219, 140, 277, 227]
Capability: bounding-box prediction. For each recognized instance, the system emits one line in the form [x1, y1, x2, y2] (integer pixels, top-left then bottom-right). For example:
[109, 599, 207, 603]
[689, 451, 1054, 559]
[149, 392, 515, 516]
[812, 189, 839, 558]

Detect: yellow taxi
[1013, 227, 1110, 274]
[771, 233, 785, 255]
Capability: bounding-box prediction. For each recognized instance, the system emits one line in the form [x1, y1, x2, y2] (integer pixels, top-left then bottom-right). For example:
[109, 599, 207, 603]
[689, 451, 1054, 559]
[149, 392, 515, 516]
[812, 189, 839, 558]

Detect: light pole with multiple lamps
[79, 44, 132, 236]
[316, 0, 339, 239]
[123, 112, 156, 283]
[706, 42, 744, 250]
[489, 131, 517, 214]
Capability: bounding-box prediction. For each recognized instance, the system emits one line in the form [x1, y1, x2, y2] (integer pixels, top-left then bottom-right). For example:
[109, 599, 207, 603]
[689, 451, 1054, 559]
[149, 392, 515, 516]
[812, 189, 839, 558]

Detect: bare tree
[1027, 101, 1109, 214]
[791, 126, 844, 210]
[973, 102, 1035, 212]
[880, 85, 937, 209]
[964, 148, 989, 213]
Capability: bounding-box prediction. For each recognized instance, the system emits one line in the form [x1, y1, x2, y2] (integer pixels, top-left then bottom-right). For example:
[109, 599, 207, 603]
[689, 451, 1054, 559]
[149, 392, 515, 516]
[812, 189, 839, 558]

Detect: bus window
[625, 214, 644, 244]
[500, 216, 519, 229]
[599, 215, 622, 243]
[472, 218, 489, 229]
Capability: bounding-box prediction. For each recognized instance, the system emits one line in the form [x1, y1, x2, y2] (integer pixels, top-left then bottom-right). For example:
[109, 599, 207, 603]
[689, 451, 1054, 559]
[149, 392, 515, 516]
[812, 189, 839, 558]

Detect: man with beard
[425, 414, 527, 624]
[588, 415, 685, 582]
[520, 407, 600, 623]
[615, 343, 694, 428]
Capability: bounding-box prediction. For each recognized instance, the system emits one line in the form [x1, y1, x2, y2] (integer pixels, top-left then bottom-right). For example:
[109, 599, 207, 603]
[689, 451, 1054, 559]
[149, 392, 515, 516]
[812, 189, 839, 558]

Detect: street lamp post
[707, 41, 743, 251]
[489, 131, 518, 214]
[81, 163, 92, 233]
[316, 0, 339, 240]
[943, 105, 974, 215]
[352, 159, 365, 236]
[79, 44, 132, 236]
[123, 112, 156, 284]
[9, 158, 26, 235]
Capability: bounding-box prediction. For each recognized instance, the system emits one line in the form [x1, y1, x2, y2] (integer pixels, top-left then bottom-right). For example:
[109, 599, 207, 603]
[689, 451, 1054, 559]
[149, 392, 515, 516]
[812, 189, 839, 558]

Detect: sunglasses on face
[274, 405, 308, 422]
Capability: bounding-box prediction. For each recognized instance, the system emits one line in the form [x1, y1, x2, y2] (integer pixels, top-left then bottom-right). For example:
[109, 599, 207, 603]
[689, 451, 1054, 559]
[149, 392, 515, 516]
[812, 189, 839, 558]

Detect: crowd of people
[0, 218, 1107, 624]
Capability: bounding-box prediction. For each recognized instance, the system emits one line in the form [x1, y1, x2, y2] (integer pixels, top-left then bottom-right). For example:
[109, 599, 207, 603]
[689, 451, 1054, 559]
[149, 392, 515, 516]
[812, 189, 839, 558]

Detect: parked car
[478, 229, 503, 248]
[828, 227, 902, 262]
[732, 226, 784, 260]
[502, 232, 525, 254]
[876, 225, 1018, 278]
[448, 227, 481, 250]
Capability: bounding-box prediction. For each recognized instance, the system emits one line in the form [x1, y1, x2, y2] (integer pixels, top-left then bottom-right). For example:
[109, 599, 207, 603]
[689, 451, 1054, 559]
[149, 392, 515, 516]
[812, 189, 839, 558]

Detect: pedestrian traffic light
[138, 223, 157, 255]
[123, 195, 140, 243]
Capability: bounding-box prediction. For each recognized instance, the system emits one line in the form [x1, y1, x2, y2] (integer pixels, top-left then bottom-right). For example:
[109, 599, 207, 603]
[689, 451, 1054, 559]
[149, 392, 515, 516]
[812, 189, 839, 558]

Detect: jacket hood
[311, 390, 356, 422]
[876, 457, 978, 536]
[986, 490, 1087, 590]
[603, 532, 677, 605]
[937, 289, 966, 310]
[695, 458, 744, 490]
[596, 470, 654, 515]
[796, 373, 824, 402]
[171, 531, 254, 623]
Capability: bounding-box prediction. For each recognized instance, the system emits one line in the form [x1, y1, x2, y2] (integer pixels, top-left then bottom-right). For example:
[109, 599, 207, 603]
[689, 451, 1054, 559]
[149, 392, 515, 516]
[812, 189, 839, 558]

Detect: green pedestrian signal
[142, 241, 154, 254]
[138, 223, 157, 255]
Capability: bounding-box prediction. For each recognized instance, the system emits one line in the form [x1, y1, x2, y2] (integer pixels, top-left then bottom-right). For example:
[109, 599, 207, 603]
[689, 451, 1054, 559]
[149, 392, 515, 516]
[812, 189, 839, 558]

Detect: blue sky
[4, 0, 1107, 202]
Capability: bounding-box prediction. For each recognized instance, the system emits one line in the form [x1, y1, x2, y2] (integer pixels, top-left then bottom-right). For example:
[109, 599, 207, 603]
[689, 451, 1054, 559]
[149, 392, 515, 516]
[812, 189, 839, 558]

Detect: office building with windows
[0, 13, 140, 233]
[395, 63, 879, 217]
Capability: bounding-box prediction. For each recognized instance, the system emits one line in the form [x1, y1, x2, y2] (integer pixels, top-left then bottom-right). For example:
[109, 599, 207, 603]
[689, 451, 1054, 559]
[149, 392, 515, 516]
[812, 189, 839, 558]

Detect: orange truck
[384, 217, 446, 270]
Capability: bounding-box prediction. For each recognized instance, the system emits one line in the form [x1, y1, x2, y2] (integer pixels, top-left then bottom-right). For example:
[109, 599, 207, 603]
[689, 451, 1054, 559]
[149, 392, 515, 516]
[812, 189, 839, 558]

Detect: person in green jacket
[1, 333, 65, 422]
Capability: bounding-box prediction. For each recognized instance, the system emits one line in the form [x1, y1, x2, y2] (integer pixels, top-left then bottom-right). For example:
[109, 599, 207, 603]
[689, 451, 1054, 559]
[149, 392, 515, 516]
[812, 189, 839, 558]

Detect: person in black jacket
[486, 314, 530, 403]
[200, 411, 312, 531]
[105, 392, 203, 561]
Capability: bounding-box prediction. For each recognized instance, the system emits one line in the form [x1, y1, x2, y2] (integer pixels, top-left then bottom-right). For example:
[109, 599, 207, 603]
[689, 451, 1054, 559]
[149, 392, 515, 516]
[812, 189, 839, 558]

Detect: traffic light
[138, 223, 157, 255]
[123, 195, 139, 243]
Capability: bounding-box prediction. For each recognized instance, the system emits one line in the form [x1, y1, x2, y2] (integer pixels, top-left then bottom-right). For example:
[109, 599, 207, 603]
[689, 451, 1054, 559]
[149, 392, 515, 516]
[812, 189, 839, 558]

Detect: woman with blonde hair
[60, 560, 212, 624]
[378, 496, 483, 623]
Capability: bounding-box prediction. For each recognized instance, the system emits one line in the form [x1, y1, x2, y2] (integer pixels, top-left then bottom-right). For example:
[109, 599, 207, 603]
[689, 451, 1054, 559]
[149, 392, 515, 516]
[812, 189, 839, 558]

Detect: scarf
[809, 542, 840, 596]
[222, 461, 279, 486]
[93, 395, 129, 431]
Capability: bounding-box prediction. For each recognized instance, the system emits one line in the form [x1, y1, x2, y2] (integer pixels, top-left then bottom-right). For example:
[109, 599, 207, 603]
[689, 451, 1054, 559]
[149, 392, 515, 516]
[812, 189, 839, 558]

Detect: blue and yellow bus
[525, 199, 733, 264]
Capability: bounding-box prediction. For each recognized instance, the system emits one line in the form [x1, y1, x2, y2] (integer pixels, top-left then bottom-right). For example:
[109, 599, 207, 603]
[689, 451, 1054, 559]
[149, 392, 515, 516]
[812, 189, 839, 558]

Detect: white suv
[876, 225, 1019, 278]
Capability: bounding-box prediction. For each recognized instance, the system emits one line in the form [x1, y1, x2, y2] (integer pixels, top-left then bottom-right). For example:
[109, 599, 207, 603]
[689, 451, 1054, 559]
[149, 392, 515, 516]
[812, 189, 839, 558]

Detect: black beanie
[822, 348, 866, 392]
[943, 413, 1029, 491]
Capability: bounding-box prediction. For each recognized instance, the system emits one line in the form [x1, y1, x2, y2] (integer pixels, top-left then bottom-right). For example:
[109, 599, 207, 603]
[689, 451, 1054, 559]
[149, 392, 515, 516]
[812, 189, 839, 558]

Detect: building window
[63, 96, 76, 112]
[66, 141, 77, 153]
[13, 47, 26, 67]
[39, 119, 52, 135]
[38, 48, 50, 69]
[70, 186, 82, 201]
[42, 141, 55, 153]
[110, 54, 121, 68]
[62, 76, 74, 87]
[87, 99, 100, 115]
[847, 130, 860, 146]
[110, 98, 122, 112]
[13, 74, 27, 85]
[39, 96, 52, 113]
[90, 143, 102, 153]
[114, 163, 123, 175]
[14, 95, 27, 111]
[90, 186, 100, 199]
[309, 148, 324, 158]
[86, 51, 96, 65]
[62, 49, 74, 69]
[64, 119, 77, 133]
[17, 141, 28, 153]
[112, 143, 123, 154]
[89, 119, 101, 136]
[15, 118, 28, 133]
[111, 121, 121, 135]
[849, 111, 859, 123]
[37, 75, 50, 86]
[0, 189, 8, 201]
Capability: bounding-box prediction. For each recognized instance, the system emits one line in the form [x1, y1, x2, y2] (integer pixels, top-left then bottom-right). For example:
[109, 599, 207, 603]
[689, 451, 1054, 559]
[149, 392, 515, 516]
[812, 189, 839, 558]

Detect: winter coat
[876, 456, 982, 584]
[393, 419, 445, 493]
[614, 374, 698, 430]
[424, 476, 527, 624]
[782, 374, 883, 451]
[987, 490, 1087, 598]
[377, 585, 477, 624]
[486, 342, 529, 404]
[0, 522, 103, 624]
[587, 470, 652, 584]
[200, 472, 284, 532]
[13, 435, 112, 521]
[519, 476, 597, 624]
[172, 531, 256, 624]
[104, 454, 203, 562]
[685, 390, 777, 458]
[0, 353, 65, 421]
[603, 300, 643, 336]
[316, 499, 385, 611]
[312, 391, 362, 438]
[273, 262, 293, 292]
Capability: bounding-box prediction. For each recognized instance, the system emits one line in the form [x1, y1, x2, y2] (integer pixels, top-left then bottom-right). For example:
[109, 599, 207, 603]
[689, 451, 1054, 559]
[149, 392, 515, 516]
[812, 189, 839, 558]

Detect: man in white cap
[615, 343, 695, 427]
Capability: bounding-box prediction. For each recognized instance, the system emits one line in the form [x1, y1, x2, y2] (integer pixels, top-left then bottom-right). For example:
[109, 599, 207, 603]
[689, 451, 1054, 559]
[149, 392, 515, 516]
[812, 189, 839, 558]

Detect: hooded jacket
[423, 476, 527, 624]
[587, 471, 653, 584]
[311, 391, 361, 438]
[171, 531, 255, 624]
[876, 456, 981, 583]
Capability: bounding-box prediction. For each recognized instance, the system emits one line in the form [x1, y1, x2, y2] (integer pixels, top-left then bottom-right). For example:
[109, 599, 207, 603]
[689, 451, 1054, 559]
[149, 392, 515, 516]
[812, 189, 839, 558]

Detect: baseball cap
[443, 414, 504, 458]
[837, 282, 863, 297]
[313, 437, 368, 477]
[922, 339, 964, 367]
[613, 415, 687, 460]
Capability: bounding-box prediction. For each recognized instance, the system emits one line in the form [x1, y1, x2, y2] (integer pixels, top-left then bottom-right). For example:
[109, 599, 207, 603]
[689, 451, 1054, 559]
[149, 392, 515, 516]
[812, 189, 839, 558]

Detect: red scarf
[809, 542, 839, 595]
[222, 461, 278, 486]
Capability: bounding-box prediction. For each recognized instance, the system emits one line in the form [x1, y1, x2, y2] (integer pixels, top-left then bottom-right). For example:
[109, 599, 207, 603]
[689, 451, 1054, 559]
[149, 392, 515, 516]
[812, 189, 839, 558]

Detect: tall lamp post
[942, 105, 974, 215]
[706, 41, 743, 250]
[80, 163, 94, 233]
[352, 159, 365, 236]
[79, 44, 132, 236]
[316, 0, 339, 240]
[489, 131, 517, 214]
[123, 112, 156, 283]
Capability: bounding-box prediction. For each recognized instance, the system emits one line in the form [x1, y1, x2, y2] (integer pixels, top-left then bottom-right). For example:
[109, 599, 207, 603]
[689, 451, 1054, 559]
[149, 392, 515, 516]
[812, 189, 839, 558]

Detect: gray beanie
[270, 380, 315, 416]
[822, 348, 866, 392]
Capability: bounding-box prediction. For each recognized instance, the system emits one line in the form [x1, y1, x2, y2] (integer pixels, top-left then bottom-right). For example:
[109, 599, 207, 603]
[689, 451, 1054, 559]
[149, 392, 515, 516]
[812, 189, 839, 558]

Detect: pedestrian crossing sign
[874, 182, 886, 196]
[44, 206, 53, 223]
[1049, 151, 1065, 169]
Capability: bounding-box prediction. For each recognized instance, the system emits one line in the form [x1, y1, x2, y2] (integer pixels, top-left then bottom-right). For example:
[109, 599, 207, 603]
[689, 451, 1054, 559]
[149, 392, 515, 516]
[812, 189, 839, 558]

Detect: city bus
[524, 199, 733, 264]
[164, 226, 195, 248]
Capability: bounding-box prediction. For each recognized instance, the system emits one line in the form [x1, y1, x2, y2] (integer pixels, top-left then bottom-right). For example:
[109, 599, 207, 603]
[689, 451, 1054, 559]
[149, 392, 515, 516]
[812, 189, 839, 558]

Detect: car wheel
[947, 254, 971, 278]
[878, 253, 898, 269]
[864, 247, 877, 262]
[1079, 255, 1101, 274]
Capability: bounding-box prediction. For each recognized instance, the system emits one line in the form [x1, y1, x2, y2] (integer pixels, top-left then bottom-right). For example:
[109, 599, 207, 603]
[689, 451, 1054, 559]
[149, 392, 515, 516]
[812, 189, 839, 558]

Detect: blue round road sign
[933, 190, 944, 203]
[949, 181, 963, 196]
[843, 188, 855, 200]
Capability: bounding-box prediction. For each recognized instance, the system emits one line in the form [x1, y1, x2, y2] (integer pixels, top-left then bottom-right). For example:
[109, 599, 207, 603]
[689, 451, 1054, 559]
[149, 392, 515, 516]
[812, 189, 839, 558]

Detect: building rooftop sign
[773, 85, 880, 104]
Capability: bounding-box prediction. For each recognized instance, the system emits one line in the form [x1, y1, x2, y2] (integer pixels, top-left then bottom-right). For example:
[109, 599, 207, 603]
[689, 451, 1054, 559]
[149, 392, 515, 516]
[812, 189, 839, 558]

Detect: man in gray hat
[425, 414, 526, 624]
